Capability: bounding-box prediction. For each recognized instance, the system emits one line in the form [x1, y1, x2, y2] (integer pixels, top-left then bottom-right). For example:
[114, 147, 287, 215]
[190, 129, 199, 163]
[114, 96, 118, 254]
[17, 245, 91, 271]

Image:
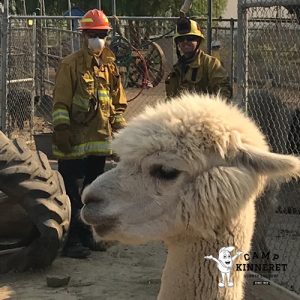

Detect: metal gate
[236, 0, 300, 294]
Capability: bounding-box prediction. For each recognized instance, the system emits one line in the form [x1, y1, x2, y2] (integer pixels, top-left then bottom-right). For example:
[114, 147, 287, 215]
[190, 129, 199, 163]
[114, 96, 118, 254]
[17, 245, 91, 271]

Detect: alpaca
[81, 93, 300, 300]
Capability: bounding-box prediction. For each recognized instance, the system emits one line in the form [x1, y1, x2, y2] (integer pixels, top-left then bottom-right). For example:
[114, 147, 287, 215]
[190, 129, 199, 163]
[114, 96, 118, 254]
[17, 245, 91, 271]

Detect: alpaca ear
[233, 144, 300, 180]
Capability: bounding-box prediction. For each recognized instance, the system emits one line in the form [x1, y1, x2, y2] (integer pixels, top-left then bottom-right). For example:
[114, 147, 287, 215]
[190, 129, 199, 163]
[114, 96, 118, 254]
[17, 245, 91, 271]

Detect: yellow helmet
[174, 18, 205, 43]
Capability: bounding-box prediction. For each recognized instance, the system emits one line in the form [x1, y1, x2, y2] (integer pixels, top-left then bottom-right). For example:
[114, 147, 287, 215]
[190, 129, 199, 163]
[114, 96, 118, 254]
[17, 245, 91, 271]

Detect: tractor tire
[0, 131, 71, 273]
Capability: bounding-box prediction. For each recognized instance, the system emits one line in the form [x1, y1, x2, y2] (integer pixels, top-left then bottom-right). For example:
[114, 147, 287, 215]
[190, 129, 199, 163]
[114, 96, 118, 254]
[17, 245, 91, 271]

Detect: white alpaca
[81, 93, 300, 300]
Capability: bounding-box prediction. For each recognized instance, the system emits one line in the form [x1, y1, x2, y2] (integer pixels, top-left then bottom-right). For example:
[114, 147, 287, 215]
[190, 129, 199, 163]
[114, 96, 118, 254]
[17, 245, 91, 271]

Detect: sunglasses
[85, 31, 108, 39]
[176, 35, 198, 43]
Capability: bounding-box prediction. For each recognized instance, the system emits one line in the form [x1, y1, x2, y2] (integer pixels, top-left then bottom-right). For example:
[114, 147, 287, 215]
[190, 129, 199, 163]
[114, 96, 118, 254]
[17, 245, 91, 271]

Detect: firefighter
[165, 17, 232, 100]
[52, 9, 127, 258]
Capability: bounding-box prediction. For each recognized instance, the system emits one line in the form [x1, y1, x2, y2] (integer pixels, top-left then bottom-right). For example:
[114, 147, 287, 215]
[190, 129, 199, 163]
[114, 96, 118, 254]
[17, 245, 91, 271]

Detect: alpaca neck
[158, 238, 244, 300]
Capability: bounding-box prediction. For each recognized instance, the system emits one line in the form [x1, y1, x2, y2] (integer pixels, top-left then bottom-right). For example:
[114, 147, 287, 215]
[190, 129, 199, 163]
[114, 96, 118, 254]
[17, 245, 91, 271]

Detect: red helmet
[78, 9, 111, 30]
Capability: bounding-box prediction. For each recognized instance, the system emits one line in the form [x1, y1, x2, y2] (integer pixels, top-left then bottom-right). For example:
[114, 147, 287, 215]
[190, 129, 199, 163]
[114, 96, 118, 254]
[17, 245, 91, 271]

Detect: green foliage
[11, 0, 228, 17]
[192, 0, 228, 18]
[107, 0, 228, 17]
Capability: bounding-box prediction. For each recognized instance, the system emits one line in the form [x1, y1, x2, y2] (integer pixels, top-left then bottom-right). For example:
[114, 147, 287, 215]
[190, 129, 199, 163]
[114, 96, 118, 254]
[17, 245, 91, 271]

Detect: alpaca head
[81, 93, 300, 244]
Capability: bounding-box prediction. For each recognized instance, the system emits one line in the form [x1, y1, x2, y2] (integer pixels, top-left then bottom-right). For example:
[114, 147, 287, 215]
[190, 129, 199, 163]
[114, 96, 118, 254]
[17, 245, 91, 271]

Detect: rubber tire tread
[0, 131, 71, 273]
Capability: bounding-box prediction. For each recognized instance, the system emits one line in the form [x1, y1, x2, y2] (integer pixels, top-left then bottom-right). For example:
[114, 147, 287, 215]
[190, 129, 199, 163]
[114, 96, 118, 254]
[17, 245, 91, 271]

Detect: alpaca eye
[150, 165, 180, 180]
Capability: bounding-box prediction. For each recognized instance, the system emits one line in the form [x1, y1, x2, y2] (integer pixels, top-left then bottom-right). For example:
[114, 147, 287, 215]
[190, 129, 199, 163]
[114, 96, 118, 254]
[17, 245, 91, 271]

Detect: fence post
[0, 0, 9, 133]
[236, 0, 248, 110]
[37, 16, 45, 97]
[31, 14, 37, 138]
[207, 0, 212, 55]
[112, 0, 117, 37]
[230, 18, 235, 89]
[68, 0, 74, 52]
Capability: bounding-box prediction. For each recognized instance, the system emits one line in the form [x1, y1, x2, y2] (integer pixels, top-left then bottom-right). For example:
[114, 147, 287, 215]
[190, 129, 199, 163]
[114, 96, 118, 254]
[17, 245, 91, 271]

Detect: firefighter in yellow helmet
[52, 9, 127, 258]
[165, 17, 232, 100]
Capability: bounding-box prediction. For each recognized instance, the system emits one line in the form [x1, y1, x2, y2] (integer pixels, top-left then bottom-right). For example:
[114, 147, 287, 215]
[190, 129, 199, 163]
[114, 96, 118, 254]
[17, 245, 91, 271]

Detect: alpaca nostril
[83, 194, 104, 205]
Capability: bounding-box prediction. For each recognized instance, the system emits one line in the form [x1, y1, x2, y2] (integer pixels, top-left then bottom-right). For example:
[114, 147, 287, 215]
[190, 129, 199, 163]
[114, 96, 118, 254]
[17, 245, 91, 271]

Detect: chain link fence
[0, 14, 237, 139]
[237, 0, 300, 294]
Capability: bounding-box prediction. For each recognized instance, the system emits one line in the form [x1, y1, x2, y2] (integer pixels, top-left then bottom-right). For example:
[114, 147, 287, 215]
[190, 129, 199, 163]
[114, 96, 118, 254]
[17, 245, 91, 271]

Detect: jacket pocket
[81, 72, 95, 96]
[71, 94, 98, 125]
[97, 110, 111, 138]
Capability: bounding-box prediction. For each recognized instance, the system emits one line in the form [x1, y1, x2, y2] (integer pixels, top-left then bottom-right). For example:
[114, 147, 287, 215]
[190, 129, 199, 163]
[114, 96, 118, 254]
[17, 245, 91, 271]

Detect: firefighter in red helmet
[52, 9, 127, 258]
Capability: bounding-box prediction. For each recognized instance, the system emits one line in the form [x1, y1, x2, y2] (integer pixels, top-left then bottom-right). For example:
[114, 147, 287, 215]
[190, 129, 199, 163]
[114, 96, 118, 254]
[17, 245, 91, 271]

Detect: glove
[111, 114, 127, 132]
[54, 127, 72, 153]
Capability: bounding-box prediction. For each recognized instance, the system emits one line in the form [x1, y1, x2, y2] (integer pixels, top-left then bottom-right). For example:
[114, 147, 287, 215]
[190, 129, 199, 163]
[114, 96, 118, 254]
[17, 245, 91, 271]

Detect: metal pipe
[98, 0, 102, 10]
[22, 0, 26, 14]
[10, 15, 83, 19]
[31, 14, 37, 138]
[239, 0, 298, 8]
[7, 15, 295, 23]
[236, 1, 248, 109]
[112, 0, 116, 15]
[67, 0, 74, 52]
[230, 18, 235, 89]
[1, 0, 9, 133]
[39, 0, 45, 15]
[8, 15, 241, 22]
[8, 78, 34, 83]
[111, 0, 117, 36]
[207, 0, 212, 55]
[180, 0, 192, 16]
[59, 31, 63, 58]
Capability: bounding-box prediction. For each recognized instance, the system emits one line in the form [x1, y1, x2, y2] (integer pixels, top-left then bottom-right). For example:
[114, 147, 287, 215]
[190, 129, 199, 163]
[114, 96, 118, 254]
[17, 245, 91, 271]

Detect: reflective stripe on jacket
[52, 46, 127, 159]
[165, 50, 232, 100]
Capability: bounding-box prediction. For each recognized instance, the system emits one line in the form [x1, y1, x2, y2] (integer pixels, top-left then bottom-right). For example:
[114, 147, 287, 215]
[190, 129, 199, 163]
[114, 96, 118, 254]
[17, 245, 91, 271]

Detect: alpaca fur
[81, 93, 300, 300]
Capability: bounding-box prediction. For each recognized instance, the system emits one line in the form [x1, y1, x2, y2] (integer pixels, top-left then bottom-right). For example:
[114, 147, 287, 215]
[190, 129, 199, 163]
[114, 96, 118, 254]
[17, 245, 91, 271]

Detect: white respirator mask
[88, 37, 106, 53]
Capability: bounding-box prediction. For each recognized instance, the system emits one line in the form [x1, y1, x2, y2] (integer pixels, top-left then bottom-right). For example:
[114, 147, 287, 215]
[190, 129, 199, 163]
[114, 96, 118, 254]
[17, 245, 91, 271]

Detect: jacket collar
[175, 50, 204, 70]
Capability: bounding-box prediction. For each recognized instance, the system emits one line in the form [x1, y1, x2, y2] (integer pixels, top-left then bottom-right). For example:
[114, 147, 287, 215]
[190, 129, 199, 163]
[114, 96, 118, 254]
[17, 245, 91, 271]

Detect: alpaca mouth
[90, 216, 119, 237]
[82, 212, 118, 237]
[81, 203, 118, 231]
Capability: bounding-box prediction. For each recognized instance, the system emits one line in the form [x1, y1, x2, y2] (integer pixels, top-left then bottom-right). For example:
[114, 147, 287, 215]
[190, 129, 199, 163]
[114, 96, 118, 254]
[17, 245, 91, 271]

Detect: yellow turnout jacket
[52, 46, 127, 159]
[165, 50, 232, 100]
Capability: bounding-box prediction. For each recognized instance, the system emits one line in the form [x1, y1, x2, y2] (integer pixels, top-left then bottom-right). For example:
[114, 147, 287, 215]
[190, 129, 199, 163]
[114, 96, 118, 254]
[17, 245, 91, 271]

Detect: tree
[110, 0, 227, 18]
[9, 0, 228, 18]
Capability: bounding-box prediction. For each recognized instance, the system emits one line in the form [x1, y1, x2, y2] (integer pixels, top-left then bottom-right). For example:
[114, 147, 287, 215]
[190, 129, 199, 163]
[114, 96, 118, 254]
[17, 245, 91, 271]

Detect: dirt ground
[0, 242, 164, 300]
[1, 241, 300, 300]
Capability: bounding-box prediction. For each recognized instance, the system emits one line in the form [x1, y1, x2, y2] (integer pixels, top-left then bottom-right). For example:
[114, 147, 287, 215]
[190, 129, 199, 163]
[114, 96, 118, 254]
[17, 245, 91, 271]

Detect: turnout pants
[58, 155, 106, 246]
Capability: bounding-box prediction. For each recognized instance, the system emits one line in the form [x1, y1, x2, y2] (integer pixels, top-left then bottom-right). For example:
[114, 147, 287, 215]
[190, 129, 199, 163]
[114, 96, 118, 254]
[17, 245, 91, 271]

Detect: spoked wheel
[0, 131, 71, 273]
[109, 35, 132, 88]
[109, 35, 132, 63]
[127, 57, 145, 88]
[141, 40, 166, 87]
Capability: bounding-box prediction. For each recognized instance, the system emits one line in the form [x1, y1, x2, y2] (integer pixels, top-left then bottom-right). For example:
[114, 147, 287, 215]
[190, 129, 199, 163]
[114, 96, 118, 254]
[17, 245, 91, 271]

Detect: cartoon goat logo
[204, 246, 243, 288]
